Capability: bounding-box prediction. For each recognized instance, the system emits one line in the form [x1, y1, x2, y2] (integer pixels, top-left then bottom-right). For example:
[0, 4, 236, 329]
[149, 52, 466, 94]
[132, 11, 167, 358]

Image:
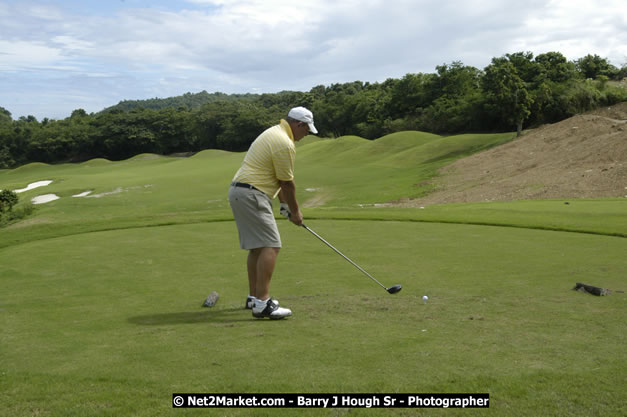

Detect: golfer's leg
[247, 249, 260, 298]
[254, 247, 280, 301]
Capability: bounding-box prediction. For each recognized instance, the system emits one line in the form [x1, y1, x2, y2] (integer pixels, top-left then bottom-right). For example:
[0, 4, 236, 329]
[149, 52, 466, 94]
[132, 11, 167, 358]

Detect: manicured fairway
[1, 220, 625, 416]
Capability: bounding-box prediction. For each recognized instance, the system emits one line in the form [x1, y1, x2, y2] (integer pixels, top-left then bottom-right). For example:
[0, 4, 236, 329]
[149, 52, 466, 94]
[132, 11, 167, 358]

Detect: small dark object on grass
[387, 285, 403, 294]
[573, 283, 610, 296]
[202, 291, 220, 307]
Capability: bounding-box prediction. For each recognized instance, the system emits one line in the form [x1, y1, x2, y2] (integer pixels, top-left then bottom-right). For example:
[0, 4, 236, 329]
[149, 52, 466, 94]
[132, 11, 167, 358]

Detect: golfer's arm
[278, 180, 300, 214]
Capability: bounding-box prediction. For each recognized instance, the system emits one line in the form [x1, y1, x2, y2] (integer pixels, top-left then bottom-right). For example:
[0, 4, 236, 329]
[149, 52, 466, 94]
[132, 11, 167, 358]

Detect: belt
[231, 182, 261, 192]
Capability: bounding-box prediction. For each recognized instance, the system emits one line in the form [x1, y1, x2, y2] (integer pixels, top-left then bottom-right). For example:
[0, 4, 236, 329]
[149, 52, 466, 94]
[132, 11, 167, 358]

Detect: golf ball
[422, 295, 429, 302]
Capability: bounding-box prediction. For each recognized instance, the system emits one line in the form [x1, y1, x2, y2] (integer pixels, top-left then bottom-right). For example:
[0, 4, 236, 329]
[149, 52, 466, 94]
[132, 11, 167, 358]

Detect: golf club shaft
[301, 224, 388, 290]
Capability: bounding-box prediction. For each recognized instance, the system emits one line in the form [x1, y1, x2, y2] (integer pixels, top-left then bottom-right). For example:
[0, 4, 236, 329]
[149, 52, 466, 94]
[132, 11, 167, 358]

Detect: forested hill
[102, 91, 260, 112]
[1, 52, 626, 168]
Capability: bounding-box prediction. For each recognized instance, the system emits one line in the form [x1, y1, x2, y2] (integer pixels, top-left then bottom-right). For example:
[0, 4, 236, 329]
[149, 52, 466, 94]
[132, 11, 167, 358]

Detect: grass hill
[2, 130, 514, 232]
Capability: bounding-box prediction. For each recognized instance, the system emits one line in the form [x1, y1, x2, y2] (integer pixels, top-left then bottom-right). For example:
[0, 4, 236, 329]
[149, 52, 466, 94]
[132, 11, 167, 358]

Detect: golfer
[228, 107, 318, 319]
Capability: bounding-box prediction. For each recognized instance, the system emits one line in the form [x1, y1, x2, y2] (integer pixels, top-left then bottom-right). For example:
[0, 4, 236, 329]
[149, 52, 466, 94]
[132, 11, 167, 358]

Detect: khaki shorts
[228, 185, 281, 250]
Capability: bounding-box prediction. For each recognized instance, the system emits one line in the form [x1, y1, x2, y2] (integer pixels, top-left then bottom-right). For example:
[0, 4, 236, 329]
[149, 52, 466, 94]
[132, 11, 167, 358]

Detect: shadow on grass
[128, 307, 256, 325]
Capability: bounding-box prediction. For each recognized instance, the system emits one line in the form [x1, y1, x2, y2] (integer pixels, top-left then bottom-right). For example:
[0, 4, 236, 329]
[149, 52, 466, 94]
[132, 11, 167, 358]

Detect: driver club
[301, 223, 402, 294]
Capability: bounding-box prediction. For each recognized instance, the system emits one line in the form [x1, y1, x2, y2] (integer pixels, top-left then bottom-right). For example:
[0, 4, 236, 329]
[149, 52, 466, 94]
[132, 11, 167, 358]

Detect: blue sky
[1, 0, 626, 120]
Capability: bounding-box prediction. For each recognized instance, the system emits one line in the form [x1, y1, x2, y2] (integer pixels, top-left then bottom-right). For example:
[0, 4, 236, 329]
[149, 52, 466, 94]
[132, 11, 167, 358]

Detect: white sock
[254, 298, 269, 311]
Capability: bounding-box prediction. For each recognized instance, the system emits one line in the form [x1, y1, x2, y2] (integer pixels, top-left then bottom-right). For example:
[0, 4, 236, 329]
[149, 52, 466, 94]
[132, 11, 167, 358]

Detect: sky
[1, 0, 626, 120]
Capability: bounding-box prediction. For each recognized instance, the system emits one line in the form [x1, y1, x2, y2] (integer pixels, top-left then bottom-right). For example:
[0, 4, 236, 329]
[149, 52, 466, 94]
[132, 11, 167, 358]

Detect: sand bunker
[14, 180, 53, 193]
[32, 194, 60, 205]
[6, 183, 153, 205]
[86, 188, 124, 198]
[80, 185, 152, 198]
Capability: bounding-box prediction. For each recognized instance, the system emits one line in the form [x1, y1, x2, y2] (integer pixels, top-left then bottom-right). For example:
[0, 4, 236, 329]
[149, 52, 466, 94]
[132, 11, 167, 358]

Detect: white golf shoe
[252, 298, 292, 320]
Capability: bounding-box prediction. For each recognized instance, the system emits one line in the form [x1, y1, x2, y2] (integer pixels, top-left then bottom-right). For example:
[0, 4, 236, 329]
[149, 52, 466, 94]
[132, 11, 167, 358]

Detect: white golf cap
[288, 106, 318, 134]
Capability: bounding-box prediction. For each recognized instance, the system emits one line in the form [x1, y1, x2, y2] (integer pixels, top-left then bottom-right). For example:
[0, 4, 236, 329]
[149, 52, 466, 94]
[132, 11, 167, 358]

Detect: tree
[505, 52, 539, 83]
[90, 110, 157, 160]
[215, 102, 273, 151]
[534, 52, 575, 83]
[0, 107, 11, 124]
[0, 122, 16, 168]
[71, 108, 88, 119]
[575, 54, 619, 79]
[387, 73, 437, 117]
[311, 84, 360, 137]
[483, 57, 533, 136]
[435, 61, 482, 98]
[420, 62, 484, 133]
[0, 190, 19, 214]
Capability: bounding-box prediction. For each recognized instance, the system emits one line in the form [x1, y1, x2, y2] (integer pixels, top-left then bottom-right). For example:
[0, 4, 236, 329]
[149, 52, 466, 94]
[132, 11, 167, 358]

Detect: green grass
[1, 222, 625, 416]
[1, 130, 626, 416]
[312, 199, 627, 237]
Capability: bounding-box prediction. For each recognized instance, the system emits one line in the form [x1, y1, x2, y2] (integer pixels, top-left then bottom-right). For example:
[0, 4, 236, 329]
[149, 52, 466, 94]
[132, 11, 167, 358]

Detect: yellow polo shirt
[232, 119, 296, 198]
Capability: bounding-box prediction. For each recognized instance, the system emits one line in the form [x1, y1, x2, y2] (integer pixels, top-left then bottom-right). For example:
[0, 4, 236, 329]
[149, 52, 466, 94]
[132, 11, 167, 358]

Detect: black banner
[172, 393, 489, 408]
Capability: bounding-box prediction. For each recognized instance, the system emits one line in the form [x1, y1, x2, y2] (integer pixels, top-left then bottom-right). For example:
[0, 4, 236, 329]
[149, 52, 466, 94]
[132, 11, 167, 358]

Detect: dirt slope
[395, 102, 627, 206]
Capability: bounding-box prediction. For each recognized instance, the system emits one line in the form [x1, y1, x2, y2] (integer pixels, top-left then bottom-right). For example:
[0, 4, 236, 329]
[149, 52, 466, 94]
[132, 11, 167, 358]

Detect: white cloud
[517, 0, 627, 64]
[1, 0, 625, 120]
[51, 36, 94, 51]
[0, 40, 65, 71]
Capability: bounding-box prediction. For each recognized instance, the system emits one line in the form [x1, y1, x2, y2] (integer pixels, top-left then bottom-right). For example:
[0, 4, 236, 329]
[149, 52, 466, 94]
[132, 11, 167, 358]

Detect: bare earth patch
[393, 102, 627, 207]
[303, 187, 331, 208]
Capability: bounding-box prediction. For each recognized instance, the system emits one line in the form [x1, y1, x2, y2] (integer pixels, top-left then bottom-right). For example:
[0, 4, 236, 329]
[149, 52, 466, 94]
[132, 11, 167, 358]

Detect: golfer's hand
[289, 210, 303, 226]
[280, 202, 291, 218]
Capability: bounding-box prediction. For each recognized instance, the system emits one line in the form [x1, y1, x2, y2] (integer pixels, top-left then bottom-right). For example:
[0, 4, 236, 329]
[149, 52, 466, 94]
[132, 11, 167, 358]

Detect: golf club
[301, 223, 402, 294]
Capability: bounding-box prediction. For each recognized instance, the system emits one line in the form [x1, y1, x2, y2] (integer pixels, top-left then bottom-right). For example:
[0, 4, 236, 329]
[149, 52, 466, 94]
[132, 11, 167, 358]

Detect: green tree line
[1, 52, 625, 168]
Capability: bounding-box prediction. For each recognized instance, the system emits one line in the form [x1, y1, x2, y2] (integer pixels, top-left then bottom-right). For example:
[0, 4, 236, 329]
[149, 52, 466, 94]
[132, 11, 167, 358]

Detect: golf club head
[387, 285, 402, 294]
